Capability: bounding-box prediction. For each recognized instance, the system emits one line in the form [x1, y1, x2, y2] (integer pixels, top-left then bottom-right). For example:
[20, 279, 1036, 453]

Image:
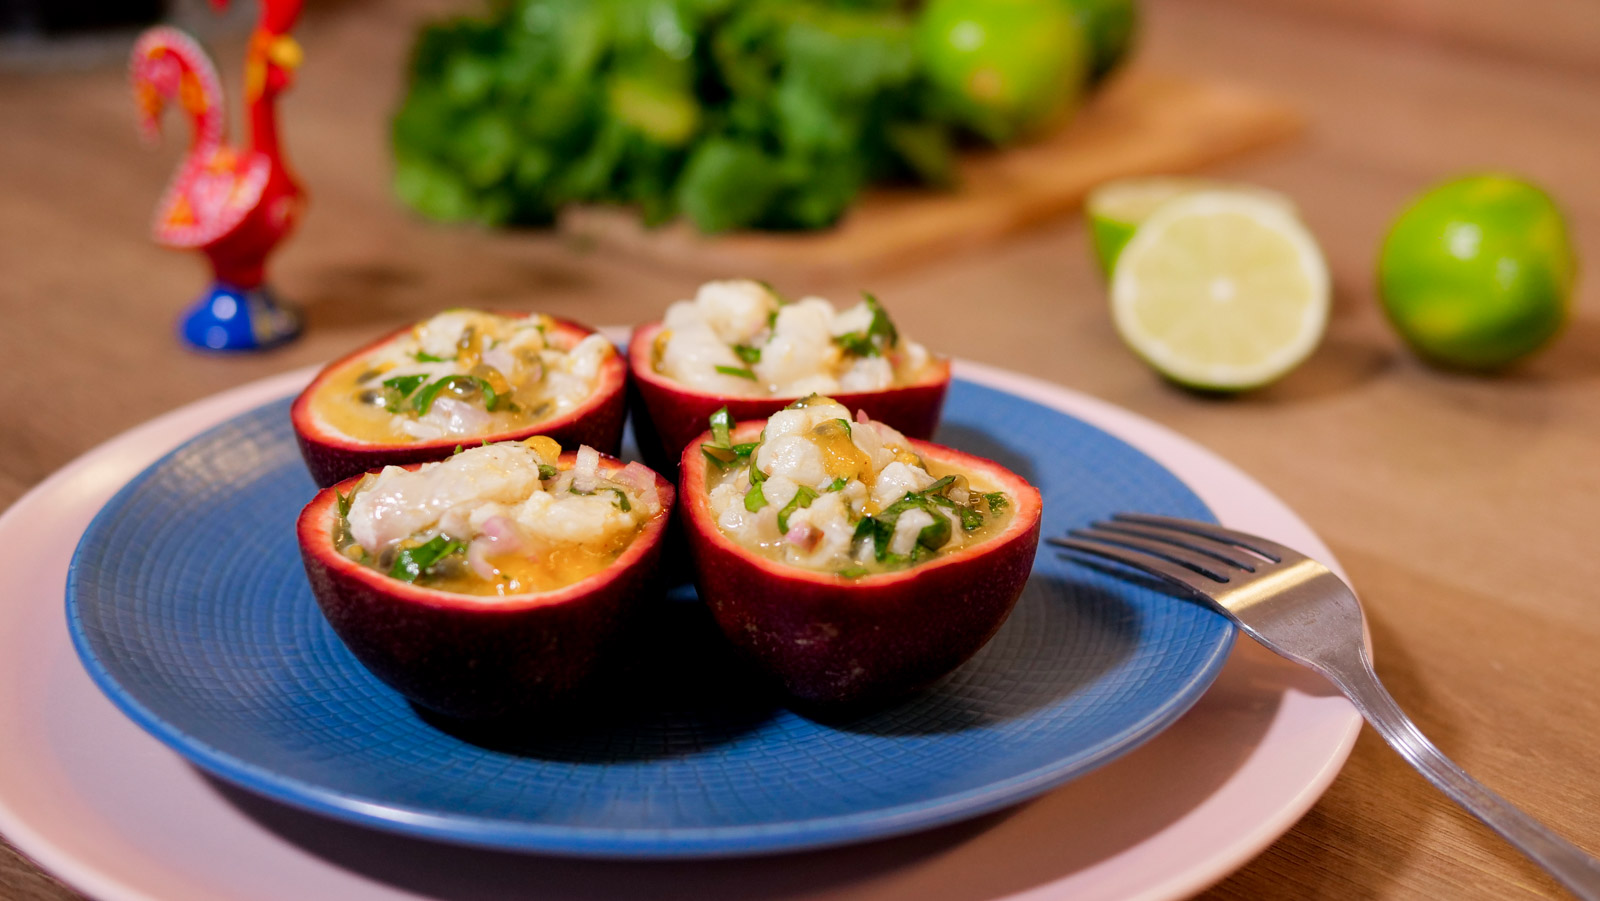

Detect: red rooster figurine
[131, 0, 306, 351]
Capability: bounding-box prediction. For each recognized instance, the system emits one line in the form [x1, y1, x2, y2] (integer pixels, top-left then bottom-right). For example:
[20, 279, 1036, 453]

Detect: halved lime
[1087, 176, 1297, 274]
[1111, 191, 1329, 391]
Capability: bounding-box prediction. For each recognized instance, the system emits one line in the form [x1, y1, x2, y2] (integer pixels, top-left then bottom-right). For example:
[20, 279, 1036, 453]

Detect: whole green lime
[915, 0, 1089, 145]
[1058, 0, 1139, 85]
[1379, 174, 1577, 370]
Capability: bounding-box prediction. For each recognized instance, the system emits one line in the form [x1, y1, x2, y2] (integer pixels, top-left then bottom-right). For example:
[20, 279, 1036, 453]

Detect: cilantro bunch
[391, 0, 958, 232]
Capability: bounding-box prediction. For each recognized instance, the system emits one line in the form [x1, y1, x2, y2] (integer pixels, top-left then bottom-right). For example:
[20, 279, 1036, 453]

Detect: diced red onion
[786, 521, 821, 552]
[612, 462, 660, 511]
[479, 514, 524, 552]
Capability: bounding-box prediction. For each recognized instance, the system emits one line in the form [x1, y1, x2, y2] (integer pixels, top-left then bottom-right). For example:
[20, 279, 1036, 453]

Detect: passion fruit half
[296, 452, 674, 720]
[292, 315, 627, 488]
[628, 320, 951, 475]
[679, 419, 1042, 708]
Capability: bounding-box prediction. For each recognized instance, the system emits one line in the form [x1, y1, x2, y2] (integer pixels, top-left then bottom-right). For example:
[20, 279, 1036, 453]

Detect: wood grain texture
[560, 70, 1301, 280]
[1, 0, 1597, 898]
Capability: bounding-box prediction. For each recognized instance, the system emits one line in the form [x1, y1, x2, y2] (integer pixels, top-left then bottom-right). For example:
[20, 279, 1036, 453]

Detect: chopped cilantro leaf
[414, 351, 453, 363]
[389, 535, 463, 583]
[538, 464, 558, 480]
[744, 481, 768, 512]
[833, 293, 899, 358]
[733, 344, 762, 365]
[605, 487, 631, 512]
[983, 492, 1009, 513]
[715, 365, 759, 381]
[828, 476, 847, 491]
[709, 407, 733, 448]
[412, 374, 500, 416]
[702, 444, 738, 468]
[777, 486, 818, 533]
[382, 374, 428, 396]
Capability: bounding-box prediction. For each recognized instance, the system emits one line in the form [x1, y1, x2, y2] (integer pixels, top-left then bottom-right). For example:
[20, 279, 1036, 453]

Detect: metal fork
[1051, 513, 1600, 900]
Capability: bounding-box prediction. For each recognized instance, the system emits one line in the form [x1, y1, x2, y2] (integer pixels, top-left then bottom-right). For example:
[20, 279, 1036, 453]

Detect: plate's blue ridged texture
[67, 379, 1233, 857]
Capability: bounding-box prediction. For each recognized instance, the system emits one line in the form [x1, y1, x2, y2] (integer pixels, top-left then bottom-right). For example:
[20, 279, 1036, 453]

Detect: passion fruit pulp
[292, 315, 628, 488]
[679, 419, 1042, 708]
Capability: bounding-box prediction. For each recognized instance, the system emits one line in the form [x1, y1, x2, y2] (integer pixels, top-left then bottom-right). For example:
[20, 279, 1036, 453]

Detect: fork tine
[1050, 536, 1222, 597]
[1090, 521, 1262, 571]
[1068, 526, 1238, 582]
[1111, 513, 1299, 563]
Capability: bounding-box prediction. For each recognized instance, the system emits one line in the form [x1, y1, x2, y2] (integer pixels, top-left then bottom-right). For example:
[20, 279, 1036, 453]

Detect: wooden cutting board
[560, 69, 1301, 282]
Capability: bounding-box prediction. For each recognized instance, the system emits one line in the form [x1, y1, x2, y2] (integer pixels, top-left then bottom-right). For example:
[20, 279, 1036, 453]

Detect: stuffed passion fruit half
[629, 280, 950, 473]
[297, 439, 673, 720]
[293, 310, 627, 487]
[681, 397, 1041, 707]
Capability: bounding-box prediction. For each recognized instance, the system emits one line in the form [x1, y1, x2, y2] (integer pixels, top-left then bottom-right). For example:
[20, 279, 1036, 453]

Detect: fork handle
[1324, 645, 1600, 900]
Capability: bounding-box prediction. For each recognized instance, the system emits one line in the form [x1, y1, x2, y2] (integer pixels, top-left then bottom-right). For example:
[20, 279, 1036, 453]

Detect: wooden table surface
[3, 0, 1598, 898]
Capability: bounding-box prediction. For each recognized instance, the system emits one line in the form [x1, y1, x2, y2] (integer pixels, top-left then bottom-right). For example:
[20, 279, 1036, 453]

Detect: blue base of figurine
[179, 282, 301, 352]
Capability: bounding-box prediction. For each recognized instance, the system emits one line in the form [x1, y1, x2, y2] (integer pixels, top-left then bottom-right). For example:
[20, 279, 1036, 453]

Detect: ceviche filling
[652, 280, 937, 397]
[313, 310, 614, 443]
[701, 398, 1011, 577]
[334, 439, 662, 596]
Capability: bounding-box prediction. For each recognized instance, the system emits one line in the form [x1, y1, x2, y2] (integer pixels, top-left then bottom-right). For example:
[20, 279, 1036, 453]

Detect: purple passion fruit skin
[680, 419, 1042, 708]
[628, 320, 952, 477]
[292, 315, 628, 489]
[297, 452, 674, 720]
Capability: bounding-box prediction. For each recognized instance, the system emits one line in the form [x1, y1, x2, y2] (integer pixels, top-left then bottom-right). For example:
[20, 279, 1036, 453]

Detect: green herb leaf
[983, 492, 1009, 513]
[838, 566, 870, 579]
[744, 480, 768, 512]
[777, 486, 818, 533]
[335, 490, 352, 519]
[389, 534, 464, 583]
[929, 493, 985, 531]
[715, 365, 759, 381]
[702, 444, 737, 469]
[709, 406, 733, 448]
[382, 374, 428, 396]
[411, 374, 499, 416]
[915, 509, 951, 551]
[828, 476, 847, 491]
[833, 293, 900, 358]
[731, 442, 759, 457]
[605, 487, 631, 512]
[414, 351, 454, 363]
[538, 464, 558, 480]
[453, 444, 464, 455]
[733, 344, 762, 365]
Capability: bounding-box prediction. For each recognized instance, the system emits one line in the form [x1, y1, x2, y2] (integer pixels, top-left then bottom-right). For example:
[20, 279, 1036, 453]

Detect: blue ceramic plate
[67, 378, 1233, 858]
